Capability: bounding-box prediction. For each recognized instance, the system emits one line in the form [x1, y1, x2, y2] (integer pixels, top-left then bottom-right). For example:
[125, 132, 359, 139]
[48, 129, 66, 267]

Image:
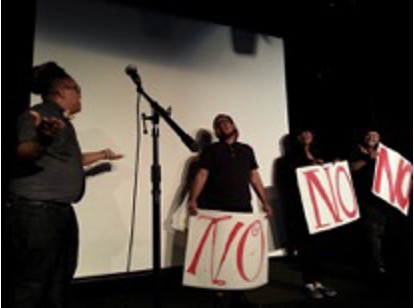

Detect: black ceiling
[106, 0, 408, 40]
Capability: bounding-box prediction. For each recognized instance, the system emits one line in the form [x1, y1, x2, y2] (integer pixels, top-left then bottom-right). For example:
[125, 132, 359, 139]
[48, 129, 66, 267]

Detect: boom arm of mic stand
[138, 87, 199, 153]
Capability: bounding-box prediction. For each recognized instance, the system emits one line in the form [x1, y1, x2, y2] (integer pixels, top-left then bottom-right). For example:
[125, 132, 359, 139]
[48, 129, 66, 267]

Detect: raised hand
[30, 111, 66, 138]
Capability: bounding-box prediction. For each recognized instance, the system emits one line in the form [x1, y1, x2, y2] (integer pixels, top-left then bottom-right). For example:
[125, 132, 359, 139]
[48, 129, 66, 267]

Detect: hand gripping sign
[183, 210, 268, 290]
[372, 143, 413, 216]
[296, 161, 360, 234]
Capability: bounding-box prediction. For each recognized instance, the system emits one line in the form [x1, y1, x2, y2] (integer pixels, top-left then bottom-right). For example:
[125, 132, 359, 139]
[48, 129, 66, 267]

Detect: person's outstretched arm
[82, 149, 123, 166]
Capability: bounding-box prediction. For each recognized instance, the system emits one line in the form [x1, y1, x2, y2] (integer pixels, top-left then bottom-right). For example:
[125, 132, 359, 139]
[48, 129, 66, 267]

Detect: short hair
[212, 113, 239, 140]
[213, 114, 234, 129]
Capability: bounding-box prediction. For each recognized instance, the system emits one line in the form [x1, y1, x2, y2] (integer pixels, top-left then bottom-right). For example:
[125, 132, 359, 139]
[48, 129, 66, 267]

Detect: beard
[217, 128, 237, 141]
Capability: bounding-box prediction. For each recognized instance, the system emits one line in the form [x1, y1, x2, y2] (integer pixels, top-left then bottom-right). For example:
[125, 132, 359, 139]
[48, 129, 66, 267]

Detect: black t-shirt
[349, 145, 389, 220]
[349, 145, 377, 196]
[285, 143, 324, 237]
[198, 141, 258, 212]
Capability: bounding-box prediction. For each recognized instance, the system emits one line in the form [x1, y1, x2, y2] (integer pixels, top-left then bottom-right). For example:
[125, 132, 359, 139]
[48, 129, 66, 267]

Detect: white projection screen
[32, 0, 290, 278]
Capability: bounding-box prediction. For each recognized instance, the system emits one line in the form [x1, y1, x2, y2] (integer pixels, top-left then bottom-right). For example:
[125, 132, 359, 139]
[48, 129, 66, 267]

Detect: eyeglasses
[63, 84, 81, 94]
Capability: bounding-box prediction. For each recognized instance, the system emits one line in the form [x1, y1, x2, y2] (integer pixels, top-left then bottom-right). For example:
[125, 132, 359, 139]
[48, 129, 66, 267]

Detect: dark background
[4, 0, 412, 165]
[3, 0, 412, 284]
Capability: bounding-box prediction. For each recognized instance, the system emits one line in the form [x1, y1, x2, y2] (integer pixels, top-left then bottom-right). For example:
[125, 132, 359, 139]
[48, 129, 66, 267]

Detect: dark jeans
[296, 234, 323, 284]
[362, 208, 387, 270]
[4, 199, 79, 308]
[286, 205, 322, 284]
[355, 195, 388, 272]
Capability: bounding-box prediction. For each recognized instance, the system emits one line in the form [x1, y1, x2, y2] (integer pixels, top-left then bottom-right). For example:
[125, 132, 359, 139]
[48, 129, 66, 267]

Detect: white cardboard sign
[372, 143, 413, 216]
[183, 210, 268, 290]
[296, 161, 360, 234]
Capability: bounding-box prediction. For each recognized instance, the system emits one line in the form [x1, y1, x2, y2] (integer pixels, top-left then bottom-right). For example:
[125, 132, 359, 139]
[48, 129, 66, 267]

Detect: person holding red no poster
[285, 129, 338, 300]
[350, 129, 390, 276]
[188, 113, 272, 308]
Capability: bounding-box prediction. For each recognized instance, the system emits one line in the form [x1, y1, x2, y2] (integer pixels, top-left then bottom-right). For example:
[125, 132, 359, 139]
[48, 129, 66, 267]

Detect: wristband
[102, 149, 110, 160]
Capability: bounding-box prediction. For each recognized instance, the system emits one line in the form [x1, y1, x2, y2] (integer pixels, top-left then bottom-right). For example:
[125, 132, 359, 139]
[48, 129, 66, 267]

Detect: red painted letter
[236, 220, 266, 282]
[335, 166, 358, 218]
[303, 167, 341, 230]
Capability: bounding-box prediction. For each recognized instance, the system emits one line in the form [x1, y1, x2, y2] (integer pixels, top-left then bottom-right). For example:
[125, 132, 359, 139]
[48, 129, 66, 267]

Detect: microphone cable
[126, 91, 143, 272]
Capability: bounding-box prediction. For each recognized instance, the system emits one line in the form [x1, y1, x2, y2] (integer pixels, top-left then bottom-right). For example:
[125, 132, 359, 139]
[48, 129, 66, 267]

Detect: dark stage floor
[71, 258, 412, 308]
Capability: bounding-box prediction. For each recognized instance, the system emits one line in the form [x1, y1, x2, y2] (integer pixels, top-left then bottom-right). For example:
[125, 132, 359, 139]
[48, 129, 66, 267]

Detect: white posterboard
[183, 210, 268, 290]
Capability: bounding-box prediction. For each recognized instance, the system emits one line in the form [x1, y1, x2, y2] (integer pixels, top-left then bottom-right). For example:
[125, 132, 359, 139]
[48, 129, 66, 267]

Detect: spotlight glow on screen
[33, 0, 289, 277]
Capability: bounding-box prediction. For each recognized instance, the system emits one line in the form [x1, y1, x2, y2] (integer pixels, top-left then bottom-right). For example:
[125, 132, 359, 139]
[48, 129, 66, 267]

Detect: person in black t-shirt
[188, 113, 272, 216]
[187, 114, 272, 307]
[286, 129, 338, 299]
[350, 129, 389, 275]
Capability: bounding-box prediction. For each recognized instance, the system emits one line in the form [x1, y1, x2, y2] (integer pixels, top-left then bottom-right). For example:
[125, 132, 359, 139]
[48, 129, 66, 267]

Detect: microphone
[125, 65, 199, 153]
[125, 65, 141, 87]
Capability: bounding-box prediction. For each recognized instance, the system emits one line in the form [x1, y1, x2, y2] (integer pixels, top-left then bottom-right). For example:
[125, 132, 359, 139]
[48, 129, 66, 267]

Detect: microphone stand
[133, 82, 198, 308]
